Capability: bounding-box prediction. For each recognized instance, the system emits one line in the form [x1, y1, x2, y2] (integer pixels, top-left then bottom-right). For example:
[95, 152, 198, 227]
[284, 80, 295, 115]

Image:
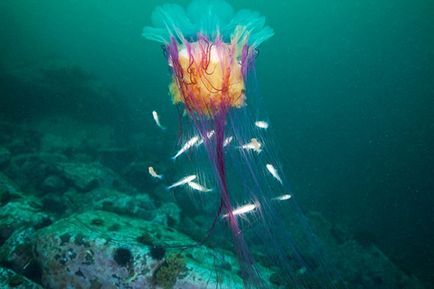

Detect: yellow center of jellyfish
[169, 40, 246, 116]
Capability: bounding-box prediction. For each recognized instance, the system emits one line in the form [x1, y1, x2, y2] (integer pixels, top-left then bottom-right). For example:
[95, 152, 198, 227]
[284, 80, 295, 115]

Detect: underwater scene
[1, 0, 433, 288]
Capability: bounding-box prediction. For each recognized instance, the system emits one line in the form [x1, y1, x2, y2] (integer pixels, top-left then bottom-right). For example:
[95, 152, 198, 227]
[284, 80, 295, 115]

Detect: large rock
[336, 240, 424, 289]
[64, 187, 179, 227]
[7, 153, 67, 194]
[6, 129, 41, 155]
[0, 172, 23, 206]
[55, 162, 113, 192]
[7, 153, 133, 195]
[33, 210, 274, 289]
[0, 197, 51, 247]
[0, 267, 44, 289]
[64, 188, 157, 220]
[0, 227, 38, 277]
[297, 212, 425, 289]
[40, 175, 67, 194]
[55, 161, 137, 194]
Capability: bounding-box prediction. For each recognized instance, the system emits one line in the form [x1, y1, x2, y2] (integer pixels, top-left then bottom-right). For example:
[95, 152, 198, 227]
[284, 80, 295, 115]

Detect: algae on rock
[153, 253, 187, 289]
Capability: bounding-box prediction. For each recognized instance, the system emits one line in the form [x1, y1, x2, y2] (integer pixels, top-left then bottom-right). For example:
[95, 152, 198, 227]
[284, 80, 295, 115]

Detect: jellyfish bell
[143, 0, 273, 117]
[167, 30, 253, 116]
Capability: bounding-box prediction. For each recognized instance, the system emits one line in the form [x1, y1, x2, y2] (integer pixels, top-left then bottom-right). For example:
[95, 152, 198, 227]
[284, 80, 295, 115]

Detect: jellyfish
[143, 1, 344, 288]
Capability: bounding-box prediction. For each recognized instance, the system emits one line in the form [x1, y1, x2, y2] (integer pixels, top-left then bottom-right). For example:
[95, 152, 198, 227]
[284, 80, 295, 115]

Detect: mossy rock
[153, 254, 187, 289]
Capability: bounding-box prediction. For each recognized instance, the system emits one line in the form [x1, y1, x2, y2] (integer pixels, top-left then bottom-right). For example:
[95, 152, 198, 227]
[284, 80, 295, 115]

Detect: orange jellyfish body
[169, 36, 246, 116]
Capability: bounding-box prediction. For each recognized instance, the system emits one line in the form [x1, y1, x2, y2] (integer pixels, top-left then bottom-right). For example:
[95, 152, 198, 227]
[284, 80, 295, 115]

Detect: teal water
[1, 0, 433, 288]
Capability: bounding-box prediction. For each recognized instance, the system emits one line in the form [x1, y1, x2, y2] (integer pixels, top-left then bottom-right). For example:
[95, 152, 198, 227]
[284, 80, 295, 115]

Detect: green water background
[1, 0, 433, 285]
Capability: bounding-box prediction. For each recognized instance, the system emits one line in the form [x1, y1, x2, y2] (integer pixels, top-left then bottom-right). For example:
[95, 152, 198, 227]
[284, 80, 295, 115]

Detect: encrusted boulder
[40, 175, 67, 194]
[97, 191, 156, 219]
[64, 187, 157, 220]
[55, 162, 113, 192]
[294, 212, 426, 289]
[0, 172, 23, 206]
[0, 266, 44, 289]
[335, 240, 425, 289]
[7, 153, 67, 194]
[33, 210, 272, 289]
[0, 196, 51, 247]
[0, 227, 38, 277]
[64, 187, 180, 227]
[54, 161, 137, 193]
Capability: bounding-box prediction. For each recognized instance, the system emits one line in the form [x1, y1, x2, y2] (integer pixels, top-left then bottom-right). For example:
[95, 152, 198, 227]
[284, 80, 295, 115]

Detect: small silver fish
[172, 136, 200, 160]
[222, 203, 258, 218]
[187, 181, 212, 192]
[148, 166, 163, 179]
[223, 136, 233, 147]
[255, 121, 269, 129]
[266, 164, 283, 184]
[167, 175, 197, 190]
[206, 130, 215, 138]
[241, 138, 262, 153]
[271, 194, 292, 201]
[152, 111, 166, 130]
[196, 130, 215, 146]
